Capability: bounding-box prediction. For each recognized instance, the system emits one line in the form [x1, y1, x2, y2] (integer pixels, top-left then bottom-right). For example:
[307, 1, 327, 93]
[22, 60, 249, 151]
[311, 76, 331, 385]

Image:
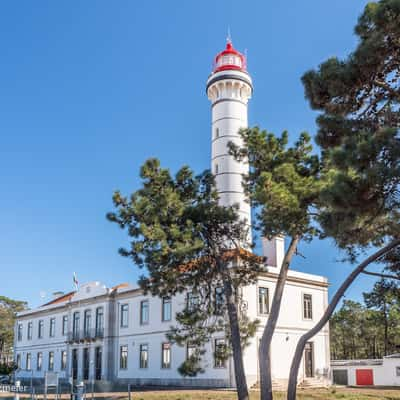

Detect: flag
[73, 272, 79, 290]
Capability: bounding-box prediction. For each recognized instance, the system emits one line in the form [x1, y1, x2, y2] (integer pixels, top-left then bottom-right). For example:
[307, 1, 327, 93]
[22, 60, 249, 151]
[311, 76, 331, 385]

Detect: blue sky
[0, 0, 379, 308]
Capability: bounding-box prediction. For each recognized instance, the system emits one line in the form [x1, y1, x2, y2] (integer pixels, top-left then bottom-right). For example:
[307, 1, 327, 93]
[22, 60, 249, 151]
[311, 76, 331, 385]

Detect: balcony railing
[66, 328, 104, 343]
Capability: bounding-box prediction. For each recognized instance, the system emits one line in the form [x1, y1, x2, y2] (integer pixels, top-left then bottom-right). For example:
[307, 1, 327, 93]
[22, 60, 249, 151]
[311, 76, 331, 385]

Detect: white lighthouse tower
[206, 39, 253, 235]
[206, 40, 284, 267]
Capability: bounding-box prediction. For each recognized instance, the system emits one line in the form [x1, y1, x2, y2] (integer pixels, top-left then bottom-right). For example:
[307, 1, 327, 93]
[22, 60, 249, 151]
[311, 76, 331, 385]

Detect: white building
[14, 40, 330, 390]
[331, 355, 400, 386]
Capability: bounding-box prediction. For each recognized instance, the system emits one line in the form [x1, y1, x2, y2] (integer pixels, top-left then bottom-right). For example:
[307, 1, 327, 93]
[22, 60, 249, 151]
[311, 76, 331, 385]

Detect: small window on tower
[215, 128, 219, 138]
[215, 164, 219, 174]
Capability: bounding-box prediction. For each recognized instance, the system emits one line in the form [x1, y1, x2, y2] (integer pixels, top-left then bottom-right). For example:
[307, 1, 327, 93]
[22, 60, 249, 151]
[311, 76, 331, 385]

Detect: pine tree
[229, 2, 400, 398]
[230, 128, 322, 400]
[364, 279, 400, 355]
[107, 159, 262, 400]
[287, 1, 400, 398]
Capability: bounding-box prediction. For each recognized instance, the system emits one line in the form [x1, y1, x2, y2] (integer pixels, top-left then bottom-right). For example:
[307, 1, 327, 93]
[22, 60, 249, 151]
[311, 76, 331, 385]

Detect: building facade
[14, 40, 330, 390]
[15, 272, 329, 389]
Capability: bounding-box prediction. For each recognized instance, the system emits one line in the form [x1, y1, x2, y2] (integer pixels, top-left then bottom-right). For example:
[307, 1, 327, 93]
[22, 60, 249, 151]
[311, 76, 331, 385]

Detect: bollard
[128, 383, 131, 400]
[75, 382, 85, 400]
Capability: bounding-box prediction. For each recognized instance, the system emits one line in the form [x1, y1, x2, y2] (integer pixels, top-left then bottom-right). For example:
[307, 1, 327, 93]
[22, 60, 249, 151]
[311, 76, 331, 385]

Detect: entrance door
[83, 348, 89, 381]
[95, 347, 102, 381]
[356, 369, 373, 386]
[304, 342, 314, 378]
[333, 369, 348, 385]
[72, 349, 78, 380]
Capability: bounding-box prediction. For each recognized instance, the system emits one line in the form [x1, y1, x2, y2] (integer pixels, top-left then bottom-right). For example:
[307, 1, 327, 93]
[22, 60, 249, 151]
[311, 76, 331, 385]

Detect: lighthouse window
[215, 128, 219, 138]
[215, 163, 219, 174]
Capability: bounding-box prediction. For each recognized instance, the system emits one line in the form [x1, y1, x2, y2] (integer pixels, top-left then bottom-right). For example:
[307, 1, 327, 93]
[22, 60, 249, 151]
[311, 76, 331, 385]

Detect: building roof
[41, 291, 76, 307]
[17, 281, 136, 318]
[331, 359, 383, 366]
[384, 353, 400, 359]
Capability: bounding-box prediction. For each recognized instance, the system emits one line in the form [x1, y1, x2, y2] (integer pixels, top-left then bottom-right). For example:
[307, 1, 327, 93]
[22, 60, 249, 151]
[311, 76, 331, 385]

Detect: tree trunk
[259, 236, 300, 400]
[383, 304, 389, 356]
[224, 280, 249, 400]
[286, 238, 400, 400]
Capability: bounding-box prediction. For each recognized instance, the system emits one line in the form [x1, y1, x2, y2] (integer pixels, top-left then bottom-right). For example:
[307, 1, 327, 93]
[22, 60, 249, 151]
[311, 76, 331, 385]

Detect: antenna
[227, 27, 232, 44]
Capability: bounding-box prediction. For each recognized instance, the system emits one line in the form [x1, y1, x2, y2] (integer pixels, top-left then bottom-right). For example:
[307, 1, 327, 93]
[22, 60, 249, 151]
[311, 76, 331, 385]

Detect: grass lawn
[2, 388, 400, 400]
[122, 387, 400, 400]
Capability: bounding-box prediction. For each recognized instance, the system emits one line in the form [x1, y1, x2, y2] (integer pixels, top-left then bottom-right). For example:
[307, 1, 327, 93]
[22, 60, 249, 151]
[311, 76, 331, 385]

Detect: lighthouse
[206, 39, 253, 235]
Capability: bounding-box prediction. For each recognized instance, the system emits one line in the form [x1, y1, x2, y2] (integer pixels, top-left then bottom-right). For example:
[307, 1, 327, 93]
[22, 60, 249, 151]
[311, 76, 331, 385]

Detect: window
[162, 297, 171, 322]
[396, 366, 400, 377]
[139, 344, 148, 368]
[187, 344, 196, 360]
[26, 353, 31, 370]
[84, 310, 92, 336]
[95, 347, 102, 380]
[303, 294, 313, 320]
[38, 320, 44, 339]
[16, 354, 21, 369]
[120, 345, 128, 369]
[215, 163, 219, 174]
[37, 352, 42, 371]
[83, 348, 89, 380]
[187, 292, 199, 312]
[61, 351, 67, 370]
[48, 351, 54, 371]
[17, 324, 23, 341]
[120, 304, 129, 328]
[161, 343, 171, 369]
[214, 339, 226, 368]
[140, 300, 149, 325]
[49, 318, 56, 337]
[96, 307, 104, 336]
[258, 287, 269, 315]
[62, 316, 68, 336]
[27, 322, 33, 340]
[214, 286, 224, 315]
[73, 312, 80, 338]
[215, 127, 219, 138]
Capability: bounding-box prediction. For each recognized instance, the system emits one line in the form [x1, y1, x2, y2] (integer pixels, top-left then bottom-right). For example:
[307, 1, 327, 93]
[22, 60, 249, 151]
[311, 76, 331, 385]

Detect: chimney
[262, 236, 285, 270]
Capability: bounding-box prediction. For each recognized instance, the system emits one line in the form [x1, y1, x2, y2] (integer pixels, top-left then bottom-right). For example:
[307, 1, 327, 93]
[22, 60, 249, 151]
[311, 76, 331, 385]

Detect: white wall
[242, 274, 330, 384]
[332, 358, 400, 386]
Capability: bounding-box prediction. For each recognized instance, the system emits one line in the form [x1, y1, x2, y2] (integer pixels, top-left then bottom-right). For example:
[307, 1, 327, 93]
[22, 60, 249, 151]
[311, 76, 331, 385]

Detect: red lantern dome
[213, 40, 247, 73]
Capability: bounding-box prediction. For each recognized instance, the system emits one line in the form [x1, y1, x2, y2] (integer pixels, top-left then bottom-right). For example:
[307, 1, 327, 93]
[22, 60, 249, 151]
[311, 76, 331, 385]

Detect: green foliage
[108, 158, 262, 377]
[331, 278, 400, 360]
[301, 0, 400, 253]
[0, 296, 27, 364]
[166, 297, 260, 375]
[0, 362, 16, 375]
[178, 351, 205, 377]
[229, 128, 321, 242]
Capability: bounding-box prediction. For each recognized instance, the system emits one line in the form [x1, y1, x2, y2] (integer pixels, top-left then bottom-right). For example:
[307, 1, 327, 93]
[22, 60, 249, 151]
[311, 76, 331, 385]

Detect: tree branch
[362, 270, 400, 281]
[374, 79, 400, 101]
